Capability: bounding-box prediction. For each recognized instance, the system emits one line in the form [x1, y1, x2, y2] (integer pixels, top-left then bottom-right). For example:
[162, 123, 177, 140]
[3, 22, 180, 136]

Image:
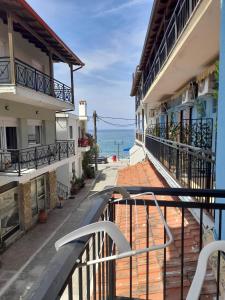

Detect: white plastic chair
[187, 240, 225, 300]
[55, 188, 173, 266]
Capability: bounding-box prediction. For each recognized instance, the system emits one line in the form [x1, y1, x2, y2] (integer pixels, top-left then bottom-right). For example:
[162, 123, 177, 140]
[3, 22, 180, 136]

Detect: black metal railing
[57, 181, 69, 200]
[0, 57, 72, 103]
[145, 134, 215, 195]
[146, 118, 213, 149]
[139, 0, 201, 98]
[0, 57, 11, 83]
[25, 187, 225, 300]
[0, 140, 75, 176]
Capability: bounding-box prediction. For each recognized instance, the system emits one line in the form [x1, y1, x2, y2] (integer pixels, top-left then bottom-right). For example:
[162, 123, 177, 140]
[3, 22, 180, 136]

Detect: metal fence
[0, 57, 72, 103]
[26, 187, 225, 300]
[0, 140, 75, 176]
[146, 118, 213, 149]
[145, 135, 215, 200]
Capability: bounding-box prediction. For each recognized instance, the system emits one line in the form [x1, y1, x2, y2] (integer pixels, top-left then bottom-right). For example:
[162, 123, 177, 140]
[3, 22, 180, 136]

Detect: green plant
[70, 170, 79, 195]
[75, 177, 85, 188]
[82, 140, 98, 179]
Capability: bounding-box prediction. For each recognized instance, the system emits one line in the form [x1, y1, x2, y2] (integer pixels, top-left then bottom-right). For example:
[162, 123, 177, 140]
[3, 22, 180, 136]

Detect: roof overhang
[130, 67, 142, 96]
[130, 0, 177, 96]
[0, 0, 84, 66]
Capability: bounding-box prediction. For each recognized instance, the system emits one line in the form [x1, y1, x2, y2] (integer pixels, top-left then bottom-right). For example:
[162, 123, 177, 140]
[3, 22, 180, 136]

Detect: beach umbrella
[123, 147, 131, 152]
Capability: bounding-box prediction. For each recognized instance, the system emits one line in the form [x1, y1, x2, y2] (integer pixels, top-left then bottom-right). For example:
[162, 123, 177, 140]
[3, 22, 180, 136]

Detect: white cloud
[94, 0, 147, 17]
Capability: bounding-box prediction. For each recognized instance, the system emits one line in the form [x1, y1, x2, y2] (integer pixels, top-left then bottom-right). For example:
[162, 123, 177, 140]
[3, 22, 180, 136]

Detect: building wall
[0, 19, 50, 75]
[0, 99, 56, 148]
[55, 114, 83, 189]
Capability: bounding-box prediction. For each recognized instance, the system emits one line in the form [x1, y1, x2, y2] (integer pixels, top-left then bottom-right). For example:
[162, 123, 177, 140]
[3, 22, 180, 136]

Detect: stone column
[18, 182, 32, 231]
[48, 171, 57, 209]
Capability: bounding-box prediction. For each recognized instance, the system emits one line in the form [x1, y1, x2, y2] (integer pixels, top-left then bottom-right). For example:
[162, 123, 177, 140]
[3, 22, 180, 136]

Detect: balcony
[24, 187, 225, 300]
[133, 0, 219, 105]
[142, 0, 201, 98]
[0, 57, 73, 108]
[147, 118, 213, 149]
[0, 140, 75, 176]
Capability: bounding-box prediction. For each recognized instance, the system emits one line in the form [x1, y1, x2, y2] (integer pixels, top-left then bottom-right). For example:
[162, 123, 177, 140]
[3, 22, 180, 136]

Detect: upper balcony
[0, 1, 84, 110]
[0, 57, 73, 109]
[131, 0, 220, 107]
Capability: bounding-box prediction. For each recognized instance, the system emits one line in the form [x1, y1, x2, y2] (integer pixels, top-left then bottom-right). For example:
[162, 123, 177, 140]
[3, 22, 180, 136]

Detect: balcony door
[6, 127, 17, 149]
[0, 118, 18, 150]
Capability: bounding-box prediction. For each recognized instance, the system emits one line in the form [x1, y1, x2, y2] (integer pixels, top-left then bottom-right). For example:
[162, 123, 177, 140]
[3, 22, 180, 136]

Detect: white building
[56, 100, 90, 190]
[0, 1, 84, 244]
[130, 0, 219, 193]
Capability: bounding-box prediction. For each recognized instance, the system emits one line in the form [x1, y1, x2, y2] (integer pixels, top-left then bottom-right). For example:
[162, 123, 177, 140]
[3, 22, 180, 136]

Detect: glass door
[6, 127, 17, 149]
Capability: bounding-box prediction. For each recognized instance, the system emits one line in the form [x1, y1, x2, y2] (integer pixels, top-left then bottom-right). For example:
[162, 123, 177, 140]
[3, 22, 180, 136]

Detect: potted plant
[76, 176, 85, 189]
[38, 209, 47, 223]
[70, 171, 79, 195]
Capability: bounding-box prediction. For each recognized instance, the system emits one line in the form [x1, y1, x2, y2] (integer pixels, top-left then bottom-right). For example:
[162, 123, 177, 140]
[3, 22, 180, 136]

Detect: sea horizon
[88, 128, 135, 159]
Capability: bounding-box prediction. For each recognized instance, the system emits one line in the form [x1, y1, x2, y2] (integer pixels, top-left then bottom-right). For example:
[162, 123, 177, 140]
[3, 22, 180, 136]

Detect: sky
[26, 0, 153, 129]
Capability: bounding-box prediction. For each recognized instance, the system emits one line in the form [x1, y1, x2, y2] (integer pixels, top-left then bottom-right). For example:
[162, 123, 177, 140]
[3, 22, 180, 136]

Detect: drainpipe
[215, 0, 225, 239]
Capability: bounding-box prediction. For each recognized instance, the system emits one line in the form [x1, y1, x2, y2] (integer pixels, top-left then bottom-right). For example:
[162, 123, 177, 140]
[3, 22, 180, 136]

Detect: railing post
[108, 202, 116, 300]
[174, 15, 178, 40]
[176, 147, 180, 180]
[35, 147, 38, 169]
[48, 145, 51, 165]
[67, 141, 69, 158]
[58, 142, 61, 161]
[18, 150, 21, 176]
[35, 69, 38, 91]
[62, 84, 65, 101]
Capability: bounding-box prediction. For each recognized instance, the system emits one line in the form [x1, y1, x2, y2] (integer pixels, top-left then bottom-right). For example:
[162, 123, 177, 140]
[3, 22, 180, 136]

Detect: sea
[91, 129, 135, 159]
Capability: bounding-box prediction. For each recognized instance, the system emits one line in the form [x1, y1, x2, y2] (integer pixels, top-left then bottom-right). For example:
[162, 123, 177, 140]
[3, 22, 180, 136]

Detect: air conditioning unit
[198, 75, 215, 97]
[181, 87, 195, 106]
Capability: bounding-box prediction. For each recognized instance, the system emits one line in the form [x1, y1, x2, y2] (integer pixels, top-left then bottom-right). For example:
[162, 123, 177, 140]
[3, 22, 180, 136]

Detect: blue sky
[27, 0, 153, 129]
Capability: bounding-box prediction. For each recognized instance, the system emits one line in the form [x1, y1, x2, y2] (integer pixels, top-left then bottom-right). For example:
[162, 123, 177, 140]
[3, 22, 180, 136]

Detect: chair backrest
[187, 240, 225, 300]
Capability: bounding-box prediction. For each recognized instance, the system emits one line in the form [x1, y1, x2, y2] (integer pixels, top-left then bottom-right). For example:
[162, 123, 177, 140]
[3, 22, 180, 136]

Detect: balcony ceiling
[0, 0, 84, 66]
[144, 0, 220, 107]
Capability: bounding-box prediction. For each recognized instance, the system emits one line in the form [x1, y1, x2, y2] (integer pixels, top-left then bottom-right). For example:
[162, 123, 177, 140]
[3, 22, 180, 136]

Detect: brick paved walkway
[115, 160, 216, 299]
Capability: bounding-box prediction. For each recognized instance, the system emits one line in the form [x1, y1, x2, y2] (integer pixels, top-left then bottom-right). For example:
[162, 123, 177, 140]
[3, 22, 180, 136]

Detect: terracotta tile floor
[113, 160, 216, 300]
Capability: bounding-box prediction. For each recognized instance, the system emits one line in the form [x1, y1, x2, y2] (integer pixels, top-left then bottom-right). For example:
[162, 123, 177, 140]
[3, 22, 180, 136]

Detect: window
[28, 125, 41, 145]
[0, 188, 19, 239]
[69, 126, 73, 139]
[31, 175, 47, 216]
[31, 180, 38, 216]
